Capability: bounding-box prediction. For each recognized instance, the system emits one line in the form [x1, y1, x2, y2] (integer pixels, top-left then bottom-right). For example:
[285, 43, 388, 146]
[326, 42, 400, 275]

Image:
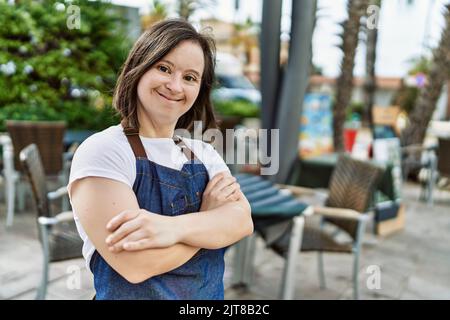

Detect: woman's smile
[155, 90, 183, 103]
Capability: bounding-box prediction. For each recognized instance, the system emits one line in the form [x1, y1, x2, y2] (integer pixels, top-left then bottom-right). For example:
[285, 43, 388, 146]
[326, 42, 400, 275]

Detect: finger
[122, 239, 157, 251]
[203, 171, 226, 195]
[221, 182, 240, 198]
[106, 218, 141, 246]
[106, 209, 140, 232]
[108, 230, 145, 253]
[228, 189, 244, 201]
[212, 176, 236, 193]
[226, 190, 241, 201]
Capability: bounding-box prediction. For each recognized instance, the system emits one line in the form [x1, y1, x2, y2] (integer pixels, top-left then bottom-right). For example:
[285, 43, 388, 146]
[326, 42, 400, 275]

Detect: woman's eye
[158, 65, 170, 73]
[184, 75, 197, 82]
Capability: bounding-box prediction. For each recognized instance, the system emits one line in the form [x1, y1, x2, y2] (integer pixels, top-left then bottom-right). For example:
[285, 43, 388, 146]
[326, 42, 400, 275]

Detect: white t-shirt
[67, 124, 230, 269]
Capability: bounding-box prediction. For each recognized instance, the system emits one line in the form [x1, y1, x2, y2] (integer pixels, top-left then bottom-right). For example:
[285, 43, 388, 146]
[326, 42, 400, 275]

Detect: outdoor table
[288, 153, 396, 201]
[232, 173, 312, 300]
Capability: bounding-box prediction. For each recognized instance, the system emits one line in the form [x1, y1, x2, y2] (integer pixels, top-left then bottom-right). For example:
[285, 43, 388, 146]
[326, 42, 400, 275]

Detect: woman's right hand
[200, 172, 241, 212]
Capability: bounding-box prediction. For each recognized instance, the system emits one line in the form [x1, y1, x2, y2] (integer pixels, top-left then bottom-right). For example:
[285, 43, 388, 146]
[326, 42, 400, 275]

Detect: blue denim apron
[89, 127, 225, 300]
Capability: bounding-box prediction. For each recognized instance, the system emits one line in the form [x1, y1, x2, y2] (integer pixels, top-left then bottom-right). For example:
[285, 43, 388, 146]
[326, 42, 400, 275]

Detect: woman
[68, 19, 253, 300]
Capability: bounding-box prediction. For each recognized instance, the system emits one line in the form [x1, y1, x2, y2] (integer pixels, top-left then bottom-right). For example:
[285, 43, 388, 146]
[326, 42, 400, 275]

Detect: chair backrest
[19, 144, 50, 218]
[437, 138, 450, 177]
[325, 154, 384, 237]
[6, 120, 66, 175]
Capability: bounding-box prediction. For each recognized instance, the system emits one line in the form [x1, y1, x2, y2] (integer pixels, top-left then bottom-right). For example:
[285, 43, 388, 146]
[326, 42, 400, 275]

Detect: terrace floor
[1, 181, 449, 300]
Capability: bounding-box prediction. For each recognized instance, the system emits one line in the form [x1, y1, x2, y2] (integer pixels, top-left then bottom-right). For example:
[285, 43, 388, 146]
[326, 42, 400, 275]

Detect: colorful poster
[299, 93, 334, 158]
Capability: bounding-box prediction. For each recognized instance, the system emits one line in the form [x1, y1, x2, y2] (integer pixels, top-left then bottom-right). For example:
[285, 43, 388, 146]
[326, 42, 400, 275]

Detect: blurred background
[0, 0, 449, 300]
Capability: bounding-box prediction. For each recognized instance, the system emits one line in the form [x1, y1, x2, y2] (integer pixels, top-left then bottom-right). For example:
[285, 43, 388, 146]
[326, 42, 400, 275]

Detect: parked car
[213, 52, 261, 106]
[213, 73, 262, 106]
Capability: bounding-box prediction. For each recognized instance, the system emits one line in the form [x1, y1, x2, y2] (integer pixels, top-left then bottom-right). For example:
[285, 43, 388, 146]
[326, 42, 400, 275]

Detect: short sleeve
[67, 133, 135, 198]
[200, 142, 231, 179]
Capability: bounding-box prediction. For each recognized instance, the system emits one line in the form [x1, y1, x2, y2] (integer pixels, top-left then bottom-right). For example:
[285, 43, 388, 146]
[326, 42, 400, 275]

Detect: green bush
[0, 0, 129, 131]
[213, 99, 260, 118]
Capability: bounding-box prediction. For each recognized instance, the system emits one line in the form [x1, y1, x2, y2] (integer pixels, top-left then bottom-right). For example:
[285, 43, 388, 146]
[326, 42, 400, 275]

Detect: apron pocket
[170, 194, 188, 215]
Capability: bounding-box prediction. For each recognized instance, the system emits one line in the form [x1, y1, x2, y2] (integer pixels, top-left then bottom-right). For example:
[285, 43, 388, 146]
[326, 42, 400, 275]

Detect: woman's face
[137, 40, 205, 127]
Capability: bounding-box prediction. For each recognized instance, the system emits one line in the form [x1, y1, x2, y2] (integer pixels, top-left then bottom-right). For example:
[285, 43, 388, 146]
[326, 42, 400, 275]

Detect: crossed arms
[70, 171, 253, 284]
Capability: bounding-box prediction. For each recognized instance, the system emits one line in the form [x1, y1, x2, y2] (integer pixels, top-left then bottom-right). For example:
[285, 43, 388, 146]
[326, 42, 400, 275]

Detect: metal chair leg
[318, 252, 326, 289]
[242, 234, 257, 287]
[5, 174, 16, 227]
[353, 249, 360, 300]
[36, 223, 50, 300]
[2, 135, 16, 227]
[427, 152, 437, 206]
[17, 181, 26, 212]
[352, 219, 367, 300]
[231, 236, 250, 287]
[318, 217, 326, 289]
[280, 215, 305, 300]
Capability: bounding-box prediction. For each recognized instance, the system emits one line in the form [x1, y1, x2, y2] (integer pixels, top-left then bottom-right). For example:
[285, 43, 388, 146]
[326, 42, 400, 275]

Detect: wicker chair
[20, 144, 83, 300]
[269, 154, 384, 299]
[4, 120, 71, 226]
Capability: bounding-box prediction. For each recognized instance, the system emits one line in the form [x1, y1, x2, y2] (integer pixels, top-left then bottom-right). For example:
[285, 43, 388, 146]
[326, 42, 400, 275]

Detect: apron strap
[122, 124, 198, 161]
[123, 125, 148, 159]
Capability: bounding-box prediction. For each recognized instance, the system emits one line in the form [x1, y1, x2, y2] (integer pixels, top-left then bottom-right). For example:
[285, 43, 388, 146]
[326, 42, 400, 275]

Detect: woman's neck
[139, 126, 174, 139]
[137, 110, 175, 138]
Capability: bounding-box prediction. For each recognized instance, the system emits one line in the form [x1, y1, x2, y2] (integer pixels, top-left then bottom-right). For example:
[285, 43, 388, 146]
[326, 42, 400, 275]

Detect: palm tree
[177, 0, 217, 21]
[400, 4, 450, 146]
[362, 0, 381, 131]
[230, 18, 259, 65]
[141, 0, 168, 30]
[333, 0, 370, 152]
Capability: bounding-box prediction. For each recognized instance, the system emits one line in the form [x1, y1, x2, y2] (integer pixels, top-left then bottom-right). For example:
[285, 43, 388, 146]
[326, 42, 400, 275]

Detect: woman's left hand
[105, 209, 179, 252]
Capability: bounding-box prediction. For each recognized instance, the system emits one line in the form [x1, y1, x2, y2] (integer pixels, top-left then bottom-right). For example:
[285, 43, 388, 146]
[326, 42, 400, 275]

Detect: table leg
[231, 233, 256, 288]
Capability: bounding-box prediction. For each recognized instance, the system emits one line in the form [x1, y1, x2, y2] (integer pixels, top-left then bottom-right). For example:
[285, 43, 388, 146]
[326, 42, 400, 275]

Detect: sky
[112, 0, 450, 78]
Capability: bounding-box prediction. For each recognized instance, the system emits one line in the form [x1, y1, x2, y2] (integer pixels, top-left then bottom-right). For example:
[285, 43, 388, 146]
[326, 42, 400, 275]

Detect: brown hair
[113, 19, 218, 133]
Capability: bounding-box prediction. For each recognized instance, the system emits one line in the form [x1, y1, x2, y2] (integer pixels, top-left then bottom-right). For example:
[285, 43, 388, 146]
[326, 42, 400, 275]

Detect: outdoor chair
[400, 143, 437, 204]
[423, 137, 450, 202]
[265, 154, 384, 299]
[20, 143, 83, 300]
[4, 120, 72, 226]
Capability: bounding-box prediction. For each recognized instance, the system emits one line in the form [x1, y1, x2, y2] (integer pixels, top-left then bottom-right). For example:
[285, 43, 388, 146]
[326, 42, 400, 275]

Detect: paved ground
[1, 181, 449, 300]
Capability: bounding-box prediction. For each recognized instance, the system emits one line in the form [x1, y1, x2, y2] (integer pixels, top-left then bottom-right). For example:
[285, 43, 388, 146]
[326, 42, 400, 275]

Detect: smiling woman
[68, 19, 253, 300]
[135, 41, 205, 132]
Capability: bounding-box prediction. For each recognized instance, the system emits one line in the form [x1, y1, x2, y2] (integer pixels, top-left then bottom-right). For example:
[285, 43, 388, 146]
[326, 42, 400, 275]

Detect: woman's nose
[165, 74, 183, 93]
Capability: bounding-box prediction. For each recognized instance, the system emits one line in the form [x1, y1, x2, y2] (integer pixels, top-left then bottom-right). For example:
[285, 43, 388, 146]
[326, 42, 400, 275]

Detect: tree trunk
[400, 4, 450, 147]
[363, 0, 380, 133]
[333, 0, 369, 152]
